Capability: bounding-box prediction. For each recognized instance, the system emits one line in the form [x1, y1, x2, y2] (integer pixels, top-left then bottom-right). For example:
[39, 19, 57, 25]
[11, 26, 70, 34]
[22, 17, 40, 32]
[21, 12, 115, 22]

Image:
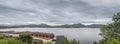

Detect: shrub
[19, 34, 33, 44]
[63, 38, 80, 44]
[0, 34, 5, 39]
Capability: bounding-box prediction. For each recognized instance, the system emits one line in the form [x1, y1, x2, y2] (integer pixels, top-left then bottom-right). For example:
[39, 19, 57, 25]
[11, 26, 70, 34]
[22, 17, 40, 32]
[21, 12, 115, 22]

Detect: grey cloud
[0, 0, 119, 25]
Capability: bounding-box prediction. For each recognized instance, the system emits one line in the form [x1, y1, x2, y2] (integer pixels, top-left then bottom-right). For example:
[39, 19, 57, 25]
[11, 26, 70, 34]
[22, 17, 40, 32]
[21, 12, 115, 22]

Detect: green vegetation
[45, 42, 53, 44]
[0, 38, 26, 44]
[93, 38, 120, 44]
[0, 34, 5, 39]
[0, 34, 40, 44]
[62, 38, 80, 44]
[93, 12, 120, 44]
[19, 34, 33, 44]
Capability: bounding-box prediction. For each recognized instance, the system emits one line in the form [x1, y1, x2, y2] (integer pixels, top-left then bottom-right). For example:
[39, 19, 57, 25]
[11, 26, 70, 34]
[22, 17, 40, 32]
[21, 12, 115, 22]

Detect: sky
[0, 0, 120, 25]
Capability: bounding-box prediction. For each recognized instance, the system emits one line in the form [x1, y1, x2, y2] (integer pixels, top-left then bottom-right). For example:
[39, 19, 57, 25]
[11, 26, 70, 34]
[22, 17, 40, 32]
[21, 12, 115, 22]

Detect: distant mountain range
[0, 23, 103, 28]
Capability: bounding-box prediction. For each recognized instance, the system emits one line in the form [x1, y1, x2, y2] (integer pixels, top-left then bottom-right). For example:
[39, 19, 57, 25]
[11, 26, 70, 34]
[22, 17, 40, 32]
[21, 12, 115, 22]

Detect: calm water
[0, 28, 102, 44]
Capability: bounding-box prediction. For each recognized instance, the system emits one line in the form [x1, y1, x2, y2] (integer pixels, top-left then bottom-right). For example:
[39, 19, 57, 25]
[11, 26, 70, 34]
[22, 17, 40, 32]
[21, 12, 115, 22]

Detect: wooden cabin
[31, 32, 55, 39]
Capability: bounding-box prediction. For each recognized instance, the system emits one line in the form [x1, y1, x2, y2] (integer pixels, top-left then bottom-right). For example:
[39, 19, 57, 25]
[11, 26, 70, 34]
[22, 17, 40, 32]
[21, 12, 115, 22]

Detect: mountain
[0, 23, 103, 28]
[56, 23, 86, 28]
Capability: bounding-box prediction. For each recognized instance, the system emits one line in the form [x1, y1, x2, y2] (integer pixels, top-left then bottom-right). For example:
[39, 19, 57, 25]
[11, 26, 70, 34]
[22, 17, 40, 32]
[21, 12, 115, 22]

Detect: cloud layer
[0, 0, 120, 25]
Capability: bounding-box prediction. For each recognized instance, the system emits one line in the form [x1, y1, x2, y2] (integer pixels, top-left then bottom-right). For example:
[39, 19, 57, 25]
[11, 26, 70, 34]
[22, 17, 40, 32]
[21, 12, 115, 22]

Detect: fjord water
[0, 28, 102, 44]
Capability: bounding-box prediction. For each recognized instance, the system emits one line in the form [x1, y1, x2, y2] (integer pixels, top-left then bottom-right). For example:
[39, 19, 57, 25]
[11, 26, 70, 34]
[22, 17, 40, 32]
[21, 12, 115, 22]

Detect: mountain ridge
[0, 23, 103, 28]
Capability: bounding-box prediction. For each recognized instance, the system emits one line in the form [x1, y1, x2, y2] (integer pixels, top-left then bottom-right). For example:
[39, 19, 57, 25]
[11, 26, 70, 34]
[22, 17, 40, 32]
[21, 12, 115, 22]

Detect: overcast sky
[0, 0, 120, 25]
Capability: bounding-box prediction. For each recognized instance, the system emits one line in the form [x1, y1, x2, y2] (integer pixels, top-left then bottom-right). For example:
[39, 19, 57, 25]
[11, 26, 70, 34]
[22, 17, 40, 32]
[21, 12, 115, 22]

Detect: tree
[19, 34, 33, 44]
[94, 12, 120, 44]
[112, 12, 120, 23]
[100, 12, 120, 39]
